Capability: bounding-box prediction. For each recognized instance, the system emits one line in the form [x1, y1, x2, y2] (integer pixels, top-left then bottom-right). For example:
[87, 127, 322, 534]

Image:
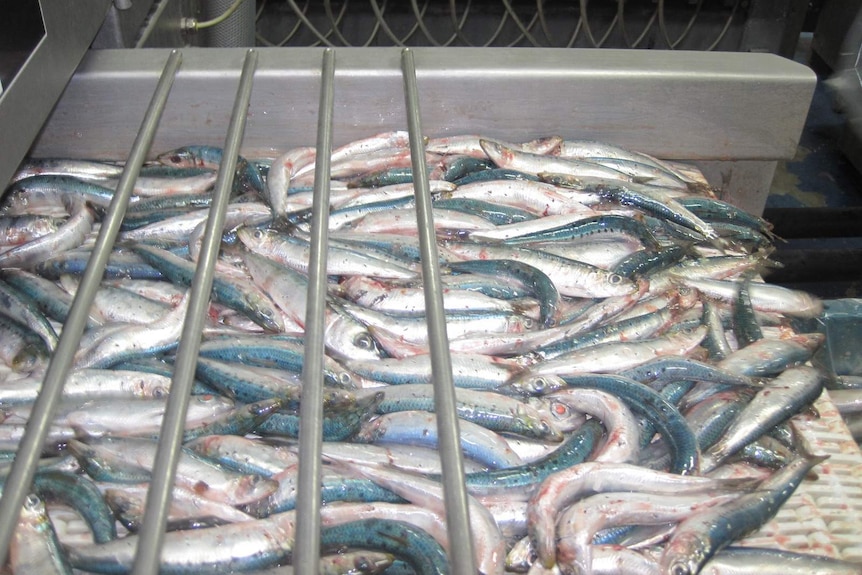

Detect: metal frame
[1, 47, 816, 570]
[0, 44, 480, 574]
[0, 0, 111, 191]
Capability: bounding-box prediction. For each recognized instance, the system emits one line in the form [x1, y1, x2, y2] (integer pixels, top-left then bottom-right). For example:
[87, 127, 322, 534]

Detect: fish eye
[24, 494, 39, 507]
[253, 229, 264, 239]
[608, 273, 623, 285]
[551, 401, 570, 418]
[523, 317, 534, 329]
[353, 332, 375, 350]
[530, 377, 548, 393]
[169, 154, 182, 164]
[339, 372, 353, 386]
[152, 387, 167, 399]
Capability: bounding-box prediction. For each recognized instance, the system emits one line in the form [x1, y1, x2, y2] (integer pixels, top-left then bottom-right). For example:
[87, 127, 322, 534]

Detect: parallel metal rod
[0, 49, 182, 565]
[294, 47, 335, 575]
[400, 47, 476, 574]
[130, 49, 258, 575]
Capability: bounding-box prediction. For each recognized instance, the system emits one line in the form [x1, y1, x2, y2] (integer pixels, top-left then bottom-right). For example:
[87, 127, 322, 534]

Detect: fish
[10, 494, 73, 575]
[526, 461, 757, 570]
[0, 134, 847, 574]
[702, 366, 824, 471]
[661, 455, 827, 575]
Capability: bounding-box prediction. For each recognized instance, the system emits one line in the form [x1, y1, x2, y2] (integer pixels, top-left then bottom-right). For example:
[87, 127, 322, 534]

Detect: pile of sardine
[1, 132, 860, 575]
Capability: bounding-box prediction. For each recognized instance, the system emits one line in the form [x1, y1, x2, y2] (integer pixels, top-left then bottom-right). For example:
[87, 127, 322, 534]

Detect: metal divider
[0, 49, 183, 566]
[294, 47, 336, 575]
[131, 48, 259, 575]
[401, 47, 476, 574]
[0, 46, 478, 573]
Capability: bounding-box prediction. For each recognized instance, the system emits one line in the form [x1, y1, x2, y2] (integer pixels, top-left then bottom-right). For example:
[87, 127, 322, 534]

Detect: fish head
[19, 493, 47, 524]
[661, 532, 709, 575]
[248, 398, 283, 420]
[12, 343, 48, 373]
[348, 551, 396, 574]
[603, 271, 639, 298]
[242, 290, 285, 333]
[236, 226, 274, 250]
[514, 398, 565, 441]
[156, 147, 198, 167]
[325, 313, 384, 363]
[499, 374, 566, 397]
[131, 374, 170, 399]
[527, 397, 588, 433]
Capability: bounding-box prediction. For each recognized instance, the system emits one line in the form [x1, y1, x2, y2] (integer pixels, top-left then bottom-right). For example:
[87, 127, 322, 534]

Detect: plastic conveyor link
[401, 48, 477, 575]
[130, 49, 258, 575]
[0, 49, 183, 566]
[294, 47, 336, 575]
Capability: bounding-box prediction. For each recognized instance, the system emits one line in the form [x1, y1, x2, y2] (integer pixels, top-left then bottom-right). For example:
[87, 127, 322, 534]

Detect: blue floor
[758, 36, 862, 299]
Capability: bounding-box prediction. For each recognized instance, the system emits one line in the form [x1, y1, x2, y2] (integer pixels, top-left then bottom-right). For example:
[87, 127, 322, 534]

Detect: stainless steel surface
[0, 49, 181, 567]
[136, 0, 190, 48]
[32, 48, 815, 161]
[694, 160, 779, 217]
[30, 48, 815, 214]
[130, 49, 256, 575]
[92, 0, 158, 48]
[813, 0, 862, 70]
[401, 47, 476, 575]
[0, 0, 110, 189]
[826, 4, 862, 176]
[294, 47, 335, 575]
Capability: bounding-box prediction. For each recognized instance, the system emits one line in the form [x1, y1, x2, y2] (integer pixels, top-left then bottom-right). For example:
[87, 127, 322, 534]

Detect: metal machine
[4, 2, 854, 573]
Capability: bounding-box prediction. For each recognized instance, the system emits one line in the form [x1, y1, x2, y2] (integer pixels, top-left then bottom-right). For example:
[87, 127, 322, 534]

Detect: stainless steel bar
[130, 48, 258, 575]
[0, 49, 182, 565]
[400, 47, 476, 574]
[294, 47, 335, 575]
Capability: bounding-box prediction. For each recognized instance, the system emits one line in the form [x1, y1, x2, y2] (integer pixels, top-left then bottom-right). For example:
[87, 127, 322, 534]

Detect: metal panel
[0, 0, 110, 188]
[92, 0, 158, 49]
[32, 48, 815, 164]
[694, 159, 779, 216]
[137, 0, 192, 48]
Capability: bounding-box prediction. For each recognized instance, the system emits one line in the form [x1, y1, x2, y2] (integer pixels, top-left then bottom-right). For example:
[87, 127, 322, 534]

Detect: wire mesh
[255, 0, 746, 50]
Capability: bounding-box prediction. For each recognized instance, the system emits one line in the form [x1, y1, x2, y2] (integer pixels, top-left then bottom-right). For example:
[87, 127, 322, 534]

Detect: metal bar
[294, 47, 335, 575]
[130, 48, 257, 575]
[400, 47, 476, 574]
[0, 0, 112, 188]
[0, 49, 182, 565]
